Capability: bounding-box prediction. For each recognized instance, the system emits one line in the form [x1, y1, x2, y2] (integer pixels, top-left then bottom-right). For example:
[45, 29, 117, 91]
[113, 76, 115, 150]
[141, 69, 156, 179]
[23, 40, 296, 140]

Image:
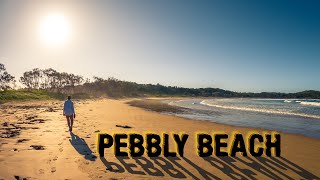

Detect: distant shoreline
[1, 89, 320, 105]
[1, 64, 320, 99]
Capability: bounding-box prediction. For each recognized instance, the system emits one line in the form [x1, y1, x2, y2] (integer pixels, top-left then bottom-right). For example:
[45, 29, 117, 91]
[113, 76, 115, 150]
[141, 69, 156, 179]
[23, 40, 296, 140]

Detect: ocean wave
[200, 100, 320, 119]
[284, 100, 292, 103]
[300, 101, 320, 107]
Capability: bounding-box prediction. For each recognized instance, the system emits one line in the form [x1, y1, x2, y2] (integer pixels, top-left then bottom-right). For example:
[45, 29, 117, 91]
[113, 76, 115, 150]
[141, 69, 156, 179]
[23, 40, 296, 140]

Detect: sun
[39, 14, 70, 46]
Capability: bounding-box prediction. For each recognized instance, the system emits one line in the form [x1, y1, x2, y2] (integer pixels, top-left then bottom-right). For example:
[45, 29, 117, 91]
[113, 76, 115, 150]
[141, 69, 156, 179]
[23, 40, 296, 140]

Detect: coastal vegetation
[1, 63, 320, 101]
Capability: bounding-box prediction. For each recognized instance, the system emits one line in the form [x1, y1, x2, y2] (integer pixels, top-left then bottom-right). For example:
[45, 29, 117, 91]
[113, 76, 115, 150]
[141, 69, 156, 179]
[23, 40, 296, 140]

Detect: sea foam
[300, 101, 320, 107]
[200, 100, 320, 119]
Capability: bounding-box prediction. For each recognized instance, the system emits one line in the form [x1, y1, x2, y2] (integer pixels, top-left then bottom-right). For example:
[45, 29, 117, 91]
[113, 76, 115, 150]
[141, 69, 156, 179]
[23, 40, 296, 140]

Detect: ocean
[166, 98, 320, 139]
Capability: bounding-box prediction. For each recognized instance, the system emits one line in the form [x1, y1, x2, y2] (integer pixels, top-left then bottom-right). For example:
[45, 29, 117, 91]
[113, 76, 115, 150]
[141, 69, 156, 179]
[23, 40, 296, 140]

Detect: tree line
[1, 63, 320, 99]
[0, 63, 86, 92]
[19, 68, 85, 90]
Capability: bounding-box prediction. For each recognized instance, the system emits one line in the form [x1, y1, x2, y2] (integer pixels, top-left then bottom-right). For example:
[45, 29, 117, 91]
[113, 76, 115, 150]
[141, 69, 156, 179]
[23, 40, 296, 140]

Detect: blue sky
[0, 0, 319, 92]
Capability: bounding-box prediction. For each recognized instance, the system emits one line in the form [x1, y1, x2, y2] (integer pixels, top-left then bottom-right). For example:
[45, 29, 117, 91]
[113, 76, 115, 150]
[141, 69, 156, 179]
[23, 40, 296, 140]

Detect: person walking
[63, 95, 76, 132]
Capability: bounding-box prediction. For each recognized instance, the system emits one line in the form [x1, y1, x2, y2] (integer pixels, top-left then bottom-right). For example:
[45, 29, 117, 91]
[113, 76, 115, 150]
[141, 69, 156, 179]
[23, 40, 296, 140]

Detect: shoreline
[127, 98, 320, 140]
[0, 98, 319, 179]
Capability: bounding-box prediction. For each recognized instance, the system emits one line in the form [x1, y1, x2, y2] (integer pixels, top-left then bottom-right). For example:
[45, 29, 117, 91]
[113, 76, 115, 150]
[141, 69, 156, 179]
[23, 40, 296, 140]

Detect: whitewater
[167, 98, 320, 139]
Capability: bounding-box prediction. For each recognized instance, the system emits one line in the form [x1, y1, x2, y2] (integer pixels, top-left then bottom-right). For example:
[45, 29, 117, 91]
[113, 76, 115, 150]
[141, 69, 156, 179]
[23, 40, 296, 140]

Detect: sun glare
[39, 14, 70, 46]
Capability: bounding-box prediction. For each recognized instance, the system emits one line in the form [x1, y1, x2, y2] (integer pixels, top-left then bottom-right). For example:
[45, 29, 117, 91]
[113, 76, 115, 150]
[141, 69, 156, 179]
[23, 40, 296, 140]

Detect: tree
[0, 63, 15, 91]
[42, 68, 58, 89]
[67, 73, 83, 87]
[20, 68, 42, 89]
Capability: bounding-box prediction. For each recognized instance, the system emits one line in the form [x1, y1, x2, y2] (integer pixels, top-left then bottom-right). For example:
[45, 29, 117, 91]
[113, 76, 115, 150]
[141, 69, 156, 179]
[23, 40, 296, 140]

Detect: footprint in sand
[53, 156, 58, 161]
[85, 134, 91, 138]
[59, 147, 63, 152]
[51, 167, 56, 173]
[39, 169, 45, 174]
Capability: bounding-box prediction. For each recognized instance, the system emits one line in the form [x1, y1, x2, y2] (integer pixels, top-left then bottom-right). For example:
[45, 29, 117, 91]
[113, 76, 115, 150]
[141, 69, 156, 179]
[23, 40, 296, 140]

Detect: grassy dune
[0, 90, 94, 104]
[0, 90, 63, 103]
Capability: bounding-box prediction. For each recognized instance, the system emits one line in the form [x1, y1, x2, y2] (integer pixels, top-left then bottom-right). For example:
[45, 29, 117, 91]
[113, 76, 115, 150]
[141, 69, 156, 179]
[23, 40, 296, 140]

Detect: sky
[0, 0, 319, 93]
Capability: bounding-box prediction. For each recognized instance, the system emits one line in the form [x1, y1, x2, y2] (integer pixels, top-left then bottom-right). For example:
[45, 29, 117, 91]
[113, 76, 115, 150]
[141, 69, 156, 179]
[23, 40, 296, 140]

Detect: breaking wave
[200, 100, 320, 119]
[300, 101, 320, 107]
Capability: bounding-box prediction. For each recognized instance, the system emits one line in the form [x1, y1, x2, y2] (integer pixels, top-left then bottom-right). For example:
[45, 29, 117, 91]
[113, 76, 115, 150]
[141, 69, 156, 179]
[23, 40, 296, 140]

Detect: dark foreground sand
[0, 99, 319, 179]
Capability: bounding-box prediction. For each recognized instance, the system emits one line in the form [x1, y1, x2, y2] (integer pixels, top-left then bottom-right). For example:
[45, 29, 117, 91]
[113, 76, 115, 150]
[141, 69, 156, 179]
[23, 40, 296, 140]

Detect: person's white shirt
[63, 99, 75, 116]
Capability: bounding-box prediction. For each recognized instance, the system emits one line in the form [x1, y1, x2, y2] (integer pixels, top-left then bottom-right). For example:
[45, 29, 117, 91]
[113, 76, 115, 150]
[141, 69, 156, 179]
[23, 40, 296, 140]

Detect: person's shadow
[69, 132, 97, 161]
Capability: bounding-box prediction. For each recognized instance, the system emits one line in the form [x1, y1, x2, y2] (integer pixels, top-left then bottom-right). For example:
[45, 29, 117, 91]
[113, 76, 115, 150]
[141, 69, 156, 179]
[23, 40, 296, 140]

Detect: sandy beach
[0, 98, 319, 179]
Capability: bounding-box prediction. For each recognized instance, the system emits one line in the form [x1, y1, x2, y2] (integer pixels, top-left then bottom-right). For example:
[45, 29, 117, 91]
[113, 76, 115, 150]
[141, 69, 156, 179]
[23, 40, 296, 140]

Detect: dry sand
[0, 98, 319, 179]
